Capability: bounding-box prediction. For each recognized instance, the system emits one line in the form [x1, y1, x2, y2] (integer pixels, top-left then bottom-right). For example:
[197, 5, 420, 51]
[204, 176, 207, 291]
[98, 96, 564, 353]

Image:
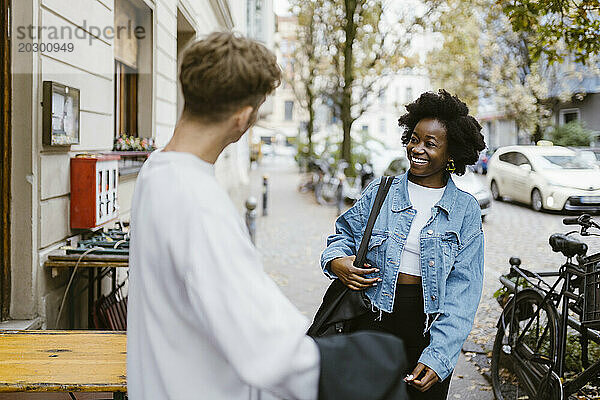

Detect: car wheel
[490, 180, 502, 201]
[531, 188, 543, 212]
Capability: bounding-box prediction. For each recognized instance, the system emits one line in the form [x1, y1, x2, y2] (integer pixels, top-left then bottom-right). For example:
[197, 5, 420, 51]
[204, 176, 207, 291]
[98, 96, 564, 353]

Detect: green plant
[547, 121, 592, 147]
[564, 328, 600, 374]
[493, 275, 532, 308]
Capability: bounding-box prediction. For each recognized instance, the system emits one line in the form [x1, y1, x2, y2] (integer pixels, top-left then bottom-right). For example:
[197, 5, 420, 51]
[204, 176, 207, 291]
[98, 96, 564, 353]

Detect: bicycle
[315, 160, 345, 206]
[491, 214, 600, 400]
[298, 158, 324, 194]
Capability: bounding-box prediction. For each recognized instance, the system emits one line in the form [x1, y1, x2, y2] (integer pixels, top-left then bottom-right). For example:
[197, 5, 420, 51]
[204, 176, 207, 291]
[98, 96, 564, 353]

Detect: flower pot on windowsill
[113, 134, 156, 152]
[110, 135, 156, 177]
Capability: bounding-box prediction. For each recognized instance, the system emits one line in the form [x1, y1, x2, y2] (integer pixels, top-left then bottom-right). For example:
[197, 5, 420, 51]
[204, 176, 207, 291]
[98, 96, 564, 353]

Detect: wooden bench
[0, 330, 126, 399]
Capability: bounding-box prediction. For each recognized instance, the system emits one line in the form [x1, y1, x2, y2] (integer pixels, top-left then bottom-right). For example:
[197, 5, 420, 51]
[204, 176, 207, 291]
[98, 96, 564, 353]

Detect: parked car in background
[383, 157, 409, 176]
[474, 149, 494, 174]
[372, 148, 406, 177]
[453, 169, 492, 221]
[487, 145, 600, 212]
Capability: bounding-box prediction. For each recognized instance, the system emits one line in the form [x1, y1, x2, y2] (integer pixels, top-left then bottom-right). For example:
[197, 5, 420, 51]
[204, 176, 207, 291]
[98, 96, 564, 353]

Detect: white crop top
[398, 180, 446, 277]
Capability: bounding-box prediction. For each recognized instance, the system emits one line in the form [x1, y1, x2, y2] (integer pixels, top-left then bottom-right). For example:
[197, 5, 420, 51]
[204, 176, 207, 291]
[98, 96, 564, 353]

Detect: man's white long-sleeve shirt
[127, 151, 320, 400]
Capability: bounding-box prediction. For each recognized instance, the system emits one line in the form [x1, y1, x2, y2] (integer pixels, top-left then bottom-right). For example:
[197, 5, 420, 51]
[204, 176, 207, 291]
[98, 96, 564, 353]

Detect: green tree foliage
[425, 0, 482, 113]
[287, 0, 324, 156]
[548, 121, 592, 147]
[480, 3, 570, 142]
[498, 0, 600, 64]
[426, 0, 598, 143]
[315, 0, 418, 165]
[479, 1, 599, 143]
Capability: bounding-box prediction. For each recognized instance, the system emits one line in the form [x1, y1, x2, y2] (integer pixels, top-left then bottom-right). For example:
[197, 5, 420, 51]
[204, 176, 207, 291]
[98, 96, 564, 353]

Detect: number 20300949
[18, 42, 74, 52]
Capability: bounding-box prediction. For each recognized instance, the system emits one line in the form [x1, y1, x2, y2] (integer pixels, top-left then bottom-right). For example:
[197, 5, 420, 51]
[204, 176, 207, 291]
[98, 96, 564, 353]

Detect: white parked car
[487, 145, 600, 212]
[453, 169, 492, 221]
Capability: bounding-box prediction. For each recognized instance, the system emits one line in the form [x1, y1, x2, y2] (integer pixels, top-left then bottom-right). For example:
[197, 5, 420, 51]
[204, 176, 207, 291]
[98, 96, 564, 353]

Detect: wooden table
[0, 330, 126, 398]
[44, 252, 129, 329]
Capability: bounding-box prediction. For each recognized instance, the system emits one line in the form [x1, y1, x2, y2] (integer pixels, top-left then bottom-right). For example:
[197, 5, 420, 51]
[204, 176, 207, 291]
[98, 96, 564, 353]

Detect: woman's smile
[409, 155, 429, 167]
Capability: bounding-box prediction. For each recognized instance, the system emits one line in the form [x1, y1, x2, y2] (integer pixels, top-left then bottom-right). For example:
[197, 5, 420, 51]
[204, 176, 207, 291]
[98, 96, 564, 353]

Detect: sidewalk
[249, 153, 493, 399]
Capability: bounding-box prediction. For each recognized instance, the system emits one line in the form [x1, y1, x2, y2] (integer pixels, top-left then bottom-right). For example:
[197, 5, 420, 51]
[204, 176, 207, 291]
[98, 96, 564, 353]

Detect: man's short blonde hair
[179, 32, 281, 122]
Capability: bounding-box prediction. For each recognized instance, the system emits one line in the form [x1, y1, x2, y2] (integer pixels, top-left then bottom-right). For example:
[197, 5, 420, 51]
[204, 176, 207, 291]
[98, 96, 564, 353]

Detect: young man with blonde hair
[127, 32, 408, 400]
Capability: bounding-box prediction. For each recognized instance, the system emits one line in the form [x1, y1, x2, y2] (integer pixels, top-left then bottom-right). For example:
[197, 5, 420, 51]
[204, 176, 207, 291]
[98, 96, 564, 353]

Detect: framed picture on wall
[42, 81, 80, 146]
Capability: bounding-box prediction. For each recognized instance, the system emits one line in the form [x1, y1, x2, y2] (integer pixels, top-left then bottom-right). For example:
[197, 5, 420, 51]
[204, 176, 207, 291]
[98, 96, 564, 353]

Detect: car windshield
[534, 154, 596, 170]
[578, 151, 598, 163]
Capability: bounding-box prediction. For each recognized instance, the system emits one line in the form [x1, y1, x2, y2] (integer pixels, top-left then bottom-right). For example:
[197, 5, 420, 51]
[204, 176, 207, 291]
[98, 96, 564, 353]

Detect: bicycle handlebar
[563, 216, 581, 225]
[562, 214, 600, 231]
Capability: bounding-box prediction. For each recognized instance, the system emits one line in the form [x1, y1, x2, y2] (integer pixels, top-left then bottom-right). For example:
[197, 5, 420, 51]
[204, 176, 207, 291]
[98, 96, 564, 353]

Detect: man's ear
[235, 106, 254, 132]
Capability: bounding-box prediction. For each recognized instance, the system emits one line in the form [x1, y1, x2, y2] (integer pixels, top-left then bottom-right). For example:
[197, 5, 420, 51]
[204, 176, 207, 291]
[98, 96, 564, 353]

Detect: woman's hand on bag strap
[330, 256, 381, 291]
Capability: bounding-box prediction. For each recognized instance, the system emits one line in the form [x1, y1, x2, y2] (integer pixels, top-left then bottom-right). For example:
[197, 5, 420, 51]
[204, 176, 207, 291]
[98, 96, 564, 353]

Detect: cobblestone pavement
[249, 155, 335, 318]
[248, 154, 499, 398]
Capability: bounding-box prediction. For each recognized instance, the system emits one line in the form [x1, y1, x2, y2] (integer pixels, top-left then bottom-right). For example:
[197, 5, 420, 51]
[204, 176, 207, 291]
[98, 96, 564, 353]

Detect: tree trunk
[305, 4, 316, 156]
[307, 90, 315, 155]
[340, 0, 357, 165]
[532, 123, 543, 144]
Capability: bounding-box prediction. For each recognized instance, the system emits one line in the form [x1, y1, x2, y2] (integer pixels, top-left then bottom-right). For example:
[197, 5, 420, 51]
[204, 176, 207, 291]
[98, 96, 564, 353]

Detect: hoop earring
[447, 159, 456, 173]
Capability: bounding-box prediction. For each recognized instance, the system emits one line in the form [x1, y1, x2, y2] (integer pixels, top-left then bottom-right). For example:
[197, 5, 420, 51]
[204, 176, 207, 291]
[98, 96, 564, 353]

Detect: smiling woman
[398, 90, 485, 178]
[321, 89, 486, 400]
[405, 118, 450, 188]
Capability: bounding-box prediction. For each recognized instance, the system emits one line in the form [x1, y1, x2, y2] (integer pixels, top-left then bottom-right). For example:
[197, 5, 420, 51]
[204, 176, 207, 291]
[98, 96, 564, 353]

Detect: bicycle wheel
[491, 289, 560, 400]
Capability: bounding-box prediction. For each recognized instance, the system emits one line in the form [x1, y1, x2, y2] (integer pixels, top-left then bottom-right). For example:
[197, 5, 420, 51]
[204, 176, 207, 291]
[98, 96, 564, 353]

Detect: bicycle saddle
[549, 233, 588, 258]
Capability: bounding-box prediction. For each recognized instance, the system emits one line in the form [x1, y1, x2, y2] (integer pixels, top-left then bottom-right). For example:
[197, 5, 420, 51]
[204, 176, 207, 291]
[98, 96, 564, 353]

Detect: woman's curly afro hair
[398, 89, 486, 176]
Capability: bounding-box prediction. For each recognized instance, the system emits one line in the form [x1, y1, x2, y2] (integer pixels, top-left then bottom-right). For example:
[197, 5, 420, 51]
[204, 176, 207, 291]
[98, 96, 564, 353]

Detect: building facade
[551, 76, 600, 144]
[354, 72, 431, 149]
[478, 65, 600, 150]
[478, 112, 521, 150]
[261, 15, 306, 147]
[2, 0, 272, 328]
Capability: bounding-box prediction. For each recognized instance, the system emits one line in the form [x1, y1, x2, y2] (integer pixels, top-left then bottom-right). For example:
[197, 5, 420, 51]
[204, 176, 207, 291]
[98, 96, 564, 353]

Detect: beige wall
[481, 117, 519, 150]
[10, 0, 251, 327]
[10, 0, 38, 320]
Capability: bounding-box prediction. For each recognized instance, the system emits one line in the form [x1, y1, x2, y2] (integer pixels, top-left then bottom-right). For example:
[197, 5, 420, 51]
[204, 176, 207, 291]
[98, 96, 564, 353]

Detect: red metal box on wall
[70, 155, 120, 229]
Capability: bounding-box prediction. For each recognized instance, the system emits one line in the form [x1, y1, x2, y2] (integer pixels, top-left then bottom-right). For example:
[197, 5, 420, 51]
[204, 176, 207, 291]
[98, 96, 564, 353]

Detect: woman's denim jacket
[320, 172, 484, 381]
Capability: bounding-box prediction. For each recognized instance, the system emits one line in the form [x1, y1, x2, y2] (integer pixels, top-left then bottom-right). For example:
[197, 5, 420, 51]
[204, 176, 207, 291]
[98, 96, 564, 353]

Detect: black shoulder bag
[307, 176, 394, 337]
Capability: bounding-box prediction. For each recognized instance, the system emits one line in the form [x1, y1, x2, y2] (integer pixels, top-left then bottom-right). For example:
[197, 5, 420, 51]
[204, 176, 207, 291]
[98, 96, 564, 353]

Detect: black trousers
[354, 284, 452, 400]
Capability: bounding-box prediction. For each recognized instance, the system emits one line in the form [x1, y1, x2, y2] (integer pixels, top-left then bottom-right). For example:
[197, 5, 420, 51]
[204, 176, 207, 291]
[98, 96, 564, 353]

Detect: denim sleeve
[319, 179, 378, 279]
[419, 202, 484, 381]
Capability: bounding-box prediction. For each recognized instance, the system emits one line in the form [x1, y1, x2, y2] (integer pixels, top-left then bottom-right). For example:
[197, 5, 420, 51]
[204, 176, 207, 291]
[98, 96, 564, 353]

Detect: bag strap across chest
[353, 176, 394, 269]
